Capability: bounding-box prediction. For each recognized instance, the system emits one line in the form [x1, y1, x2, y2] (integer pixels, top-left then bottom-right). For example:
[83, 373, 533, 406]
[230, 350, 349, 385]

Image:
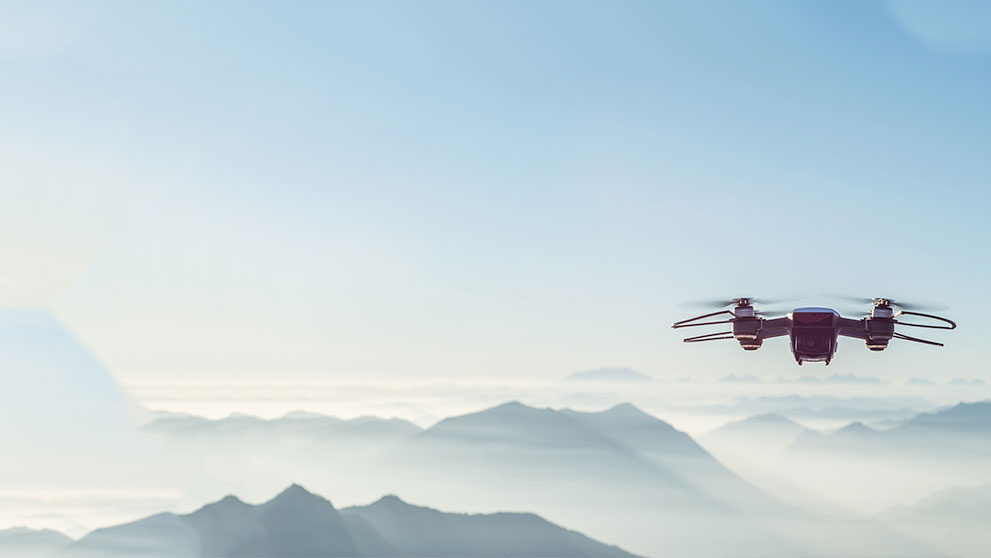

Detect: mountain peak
[216, 494, 247, 506]
[368, 494, 417, 510]
[834, 421, 878, 436]
[493, 400, 529, 411]
[273, 483, 319, 501]
[746, 413, 796, 424]
[602, 402, 653, 419]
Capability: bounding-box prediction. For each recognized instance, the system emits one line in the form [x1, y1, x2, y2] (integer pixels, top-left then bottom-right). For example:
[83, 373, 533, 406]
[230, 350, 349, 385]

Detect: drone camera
[792, 328, 834, 361]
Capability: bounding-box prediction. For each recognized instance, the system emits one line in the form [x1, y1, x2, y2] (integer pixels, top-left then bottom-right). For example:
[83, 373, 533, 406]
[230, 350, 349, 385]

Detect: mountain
[64, 485, 360, 557]
[906, 377, 937, 385]
[773, 402, 991, 514]
[947, 378, 986, 385]
[341, 495, 634, 557]
[893, 400, 991, 437]
[564, 367, 651, 382]
[0, 527, 72, 557]
[557, 404, 787, 514]
[702, 413, 812, 461]
[392, 401, 808, 557]
[62, 485, 634, 557]
[129, 401, 938, 556]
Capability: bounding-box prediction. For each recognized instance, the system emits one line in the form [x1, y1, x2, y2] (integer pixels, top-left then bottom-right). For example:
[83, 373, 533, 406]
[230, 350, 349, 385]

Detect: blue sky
[2, 1, 990, 383]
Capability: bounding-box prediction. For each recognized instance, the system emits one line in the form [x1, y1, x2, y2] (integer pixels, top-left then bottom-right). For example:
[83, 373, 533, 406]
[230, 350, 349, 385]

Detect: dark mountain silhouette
[64, 484, 361, 557]
[60, 485, 634, 557]
[0, 527, 72, 557]
[341, 495, 634, 557]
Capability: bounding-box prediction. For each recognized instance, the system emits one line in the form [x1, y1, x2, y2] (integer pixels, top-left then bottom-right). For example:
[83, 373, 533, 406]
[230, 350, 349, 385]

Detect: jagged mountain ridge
[59, 484, 633, 557]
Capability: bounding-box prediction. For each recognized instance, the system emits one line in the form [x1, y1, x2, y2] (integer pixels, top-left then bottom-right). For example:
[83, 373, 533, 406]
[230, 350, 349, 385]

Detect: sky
[2, 0, 991, 389]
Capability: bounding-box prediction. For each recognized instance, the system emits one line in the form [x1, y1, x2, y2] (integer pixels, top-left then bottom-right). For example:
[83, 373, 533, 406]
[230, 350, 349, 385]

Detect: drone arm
[757, 317, 790, 339]
[672, 310, 735, 329]
[836, 317, 869, 340]
[683, 331, 734, 343]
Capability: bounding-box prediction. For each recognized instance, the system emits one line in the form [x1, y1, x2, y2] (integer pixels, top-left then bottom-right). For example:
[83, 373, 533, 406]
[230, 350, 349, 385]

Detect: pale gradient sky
[2, 1, 990, 385]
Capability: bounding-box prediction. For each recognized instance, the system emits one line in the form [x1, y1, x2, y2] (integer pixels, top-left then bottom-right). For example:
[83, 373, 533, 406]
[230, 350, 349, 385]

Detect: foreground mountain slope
[64, 485, 361, 557]
[61, 484, 634, 557]
[341, 495, 634, 557]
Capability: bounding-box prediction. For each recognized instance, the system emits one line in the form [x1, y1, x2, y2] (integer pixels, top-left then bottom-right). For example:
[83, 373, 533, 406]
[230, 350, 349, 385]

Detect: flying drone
[672, 297, 956, 365]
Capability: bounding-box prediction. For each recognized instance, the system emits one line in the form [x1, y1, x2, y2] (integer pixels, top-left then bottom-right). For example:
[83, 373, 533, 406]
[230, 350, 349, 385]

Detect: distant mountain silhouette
[894, 400, 991, 436]
[59, 485, 634, 557]
[397, 401, 806, 556]
[564, 367, 651, 382]
[0, 527, 72, 557]
[784, 401, 991, 453]
[769, 401, 991, 516]
[702, 413, 813, 460]
[697, 394, 933, 424]
[947, 378, 986, 386]
[906, 377, 937, 385]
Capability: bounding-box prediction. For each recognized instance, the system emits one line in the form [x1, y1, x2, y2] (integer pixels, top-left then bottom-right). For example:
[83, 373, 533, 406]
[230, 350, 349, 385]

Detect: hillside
[59, 485, 634, 557]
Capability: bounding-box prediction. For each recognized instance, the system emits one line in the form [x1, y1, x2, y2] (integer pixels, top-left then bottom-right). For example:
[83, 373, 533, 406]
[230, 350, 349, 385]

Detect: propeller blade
[681, 297, 796, 309]
[890, 300, 949, 312]
[824, 294, 876, 305]
[825, 295, 948, 312]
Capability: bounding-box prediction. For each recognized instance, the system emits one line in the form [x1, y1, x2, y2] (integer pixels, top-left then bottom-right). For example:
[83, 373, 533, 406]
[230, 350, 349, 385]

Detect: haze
[2, 1, 990, 557]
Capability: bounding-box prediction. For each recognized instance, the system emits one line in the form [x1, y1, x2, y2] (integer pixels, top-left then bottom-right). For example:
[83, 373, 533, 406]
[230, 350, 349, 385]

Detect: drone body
[672, 298, 956, 365]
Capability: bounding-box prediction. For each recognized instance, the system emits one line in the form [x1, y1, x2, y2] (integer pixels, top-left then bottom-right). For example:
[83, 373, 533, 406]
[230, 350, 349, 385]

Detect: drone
[672, 297, 956, 365]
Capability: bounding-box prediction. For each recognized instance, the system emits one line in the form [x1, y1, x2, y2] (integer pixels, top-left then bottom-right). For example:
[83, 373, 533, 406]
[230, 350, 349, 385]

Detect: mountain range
[45, 484, 633, 557]
[143, 401, 942, 556]
[699, 401, 991, 517]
